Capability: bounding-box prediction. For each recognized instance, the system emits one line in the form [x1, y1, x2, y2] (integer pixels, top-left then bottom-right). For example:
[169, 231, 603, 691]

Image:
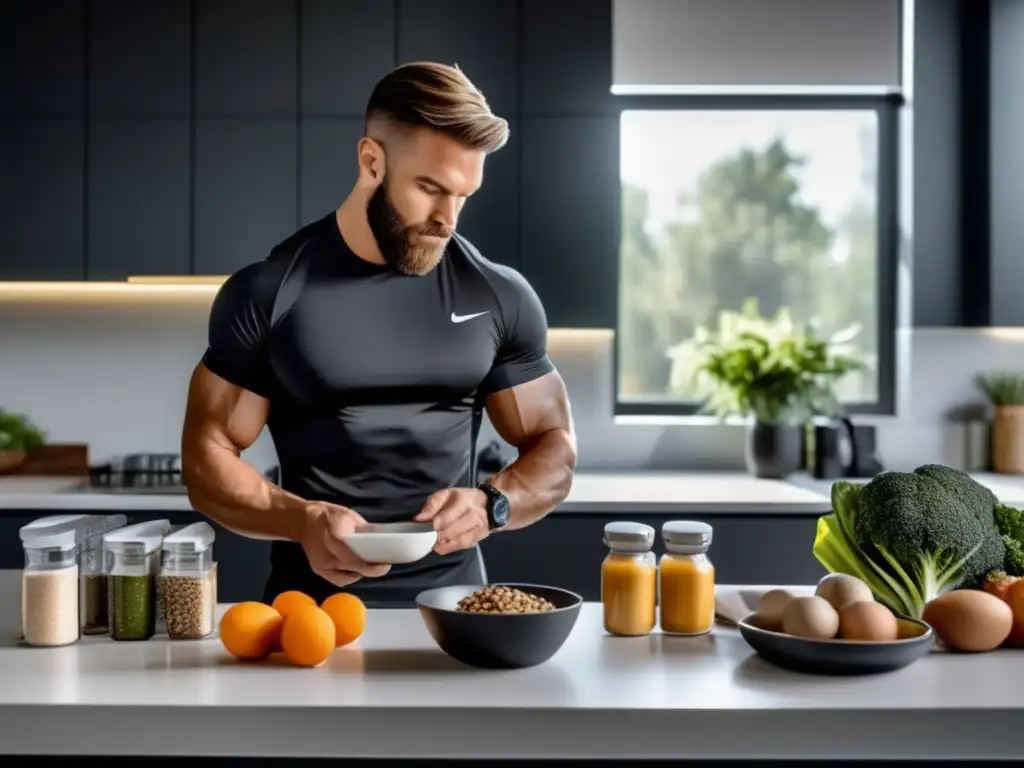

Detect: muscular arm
[181, 362, 308, 541]
[483, 371, 577, 530]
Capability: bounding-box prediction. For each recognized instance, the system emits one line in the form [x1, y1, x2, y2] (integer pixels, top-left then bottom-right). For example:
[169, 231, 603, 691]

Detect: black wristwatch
[478, 482, 511, 530]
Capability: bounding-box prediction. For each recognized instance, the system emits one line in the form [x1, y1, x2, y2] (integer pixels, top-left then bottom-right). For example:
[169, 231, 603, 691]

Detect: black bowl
[415, 583, 583, 669]
[737, 611, 934, 675]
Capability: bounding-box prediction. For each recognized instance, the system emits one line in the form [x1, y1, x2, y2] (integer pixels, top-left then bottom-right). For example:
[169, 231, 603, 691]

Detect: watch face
[491, 495, 510, 526]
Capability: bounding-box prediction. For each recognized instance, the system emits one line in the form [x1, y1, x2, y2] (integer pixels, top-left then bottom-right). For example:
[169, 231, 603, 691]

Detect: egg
[756, 588, 795, 631]
[922, 589, 1013, 652]
[815, 573, 875, 611]
[838, 600, 898, 641]
[781, 595, 840, 640]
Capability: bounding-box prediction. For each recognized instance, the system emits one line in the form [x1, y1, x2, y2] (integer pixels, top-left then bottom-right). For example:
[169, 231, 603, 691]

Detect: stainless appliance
[79, 452, 189, 494]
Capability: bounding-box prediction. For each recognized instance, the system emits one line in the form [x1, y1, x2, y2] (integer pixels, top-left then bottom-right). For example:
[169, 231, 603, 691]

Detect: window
[615, 96, 898, 417]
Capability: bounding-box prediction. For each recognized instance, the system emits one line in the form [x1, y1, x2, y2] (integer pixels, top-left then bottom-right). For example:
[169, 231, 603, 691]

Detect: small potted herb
[0, 409, 46, 473]
[667, 299, 865, 478]
[976, 372, 1024, 474]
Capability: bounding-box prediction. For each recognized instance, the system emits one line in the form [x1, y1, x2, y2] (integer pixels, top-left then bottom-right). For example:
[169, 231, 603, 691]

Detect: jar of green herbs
[103, 519, 171, 641]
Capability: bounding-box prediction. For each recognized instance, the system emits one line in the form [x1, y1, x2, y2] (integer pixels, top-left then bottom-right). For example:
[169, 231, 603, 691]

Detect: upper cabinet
[88, 0, 191, 117]
[300, 0, 396, 116]
[195, 0, 297, 117]
[396, 0, 519, 118]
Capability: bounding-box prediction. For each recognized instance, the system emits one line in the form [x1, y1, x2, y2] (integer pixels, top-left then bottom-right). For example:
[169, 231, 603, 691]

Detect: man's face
[365, 128, 485, 276]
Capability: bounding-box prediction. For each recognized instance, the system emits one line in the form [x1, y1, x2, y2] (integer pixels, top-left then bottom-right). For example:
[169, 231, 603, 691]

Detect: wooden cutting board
[3, 444, 89, 476]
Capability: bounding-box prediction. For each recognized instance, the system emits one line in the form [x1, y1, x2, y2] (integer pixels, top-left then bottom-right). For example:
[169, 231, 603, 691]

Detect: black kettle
[811, 417, 885, 479]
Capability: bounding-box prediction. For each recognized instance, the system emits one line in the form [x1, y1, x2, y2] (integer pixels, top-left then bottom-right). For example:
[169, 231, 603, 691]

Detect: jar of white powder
[20, 515, 92, 647]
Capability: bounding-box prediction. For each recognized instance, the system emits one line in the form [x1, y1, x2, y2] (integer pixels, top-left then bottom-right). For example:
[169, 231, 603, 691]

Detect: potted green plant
[667, 299, 866, 478]
[976, 372, 1024, 474]
[0, 409, 46, 474]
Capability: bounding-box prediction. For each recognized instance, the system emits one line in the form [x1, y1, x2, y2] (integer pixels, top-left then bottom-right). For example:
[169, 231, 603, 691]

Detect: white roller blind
[612, 0, 905, 94]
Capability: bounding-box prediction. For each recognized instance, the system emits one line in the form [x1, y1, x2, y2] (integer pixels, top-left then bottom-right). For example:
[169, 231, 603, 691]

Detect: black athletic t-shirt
[201, 213, 555, 605]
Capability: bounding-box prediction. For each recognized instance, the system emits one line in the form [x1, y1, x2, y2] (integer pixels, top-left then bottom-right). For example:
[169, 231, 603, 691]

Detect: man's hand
[414, 488, 490, 555]
[300, 502, 392, 587]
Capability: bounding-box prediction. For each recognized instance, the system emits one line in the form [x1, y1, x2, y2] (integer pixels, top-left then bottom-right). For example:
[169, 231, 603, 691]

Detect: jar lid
[20, 514, 102, 551]
[162, 521, 215, 554]
[662, 520, 713, 554]
[103, 519, 172, 556]
[603, 521, 655, 552]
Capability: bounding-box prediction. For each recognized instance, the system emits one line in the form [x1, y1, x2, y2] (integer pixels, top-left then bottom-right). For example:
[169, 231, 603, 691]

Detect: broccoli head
[857, 469, 1005, 590]
[995, 503, 1024, 577]
[913, 463, 999, 528]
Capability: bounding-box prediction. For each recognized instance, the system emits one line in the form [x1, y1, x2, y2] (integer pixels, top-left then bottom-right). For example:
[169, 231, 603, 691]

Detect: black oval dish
[415, 583, 583, 669]
[737, 612, 934, 675]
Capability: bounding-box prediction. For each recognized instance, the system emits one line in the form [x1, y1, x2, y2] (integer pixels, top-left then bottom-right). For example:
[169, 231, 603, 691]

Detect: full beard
[367, 181, 452, 276]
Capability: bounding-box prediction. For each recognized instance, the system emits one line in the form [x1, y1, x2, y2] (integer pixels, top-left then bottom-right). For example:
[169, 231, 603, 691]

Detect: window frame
[612, 92, 903, 418]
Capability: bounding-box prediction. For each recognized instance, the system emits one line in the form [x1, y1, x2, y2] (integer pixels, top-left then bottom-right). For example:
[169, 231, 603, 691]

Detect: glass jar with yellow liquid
[659, 520, 715, 636]
[601, 522, 657, 636]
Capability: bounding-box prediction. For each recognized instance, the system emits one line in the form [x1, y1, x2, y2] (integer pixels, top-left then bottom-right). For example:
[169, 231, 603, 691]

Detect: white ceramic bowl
[342, 522, 438, 564]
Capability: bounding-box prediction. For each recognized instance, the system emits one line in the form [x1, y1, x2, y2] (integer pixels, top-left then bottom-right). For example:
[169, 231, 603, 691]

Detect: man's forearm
[487, 427, 577, 530]
[183, 442, 308, 542]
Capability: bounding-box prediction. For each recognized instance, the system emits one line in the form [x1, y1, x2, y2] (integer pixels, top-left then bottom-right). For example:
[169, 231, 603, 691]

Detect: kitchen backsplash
[2, 290, 1024, 474]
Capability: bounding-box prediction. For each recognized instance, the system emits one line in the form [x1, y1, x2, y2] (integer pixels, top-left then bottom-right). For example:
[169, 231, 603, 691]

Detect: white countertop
[0, 571, 1022, 760]
[4, 470, 1024, 515]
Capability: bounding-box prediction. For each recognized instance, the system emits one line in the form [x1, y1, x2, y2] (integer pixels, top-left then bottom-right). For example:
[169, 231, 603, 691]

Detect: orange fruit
[1003, 579, 1024, 646]
[280, 605, 337, 667]
[271, 590, 317, 618]
[321, 592, 368, 647]
[219, 602, 284, 661]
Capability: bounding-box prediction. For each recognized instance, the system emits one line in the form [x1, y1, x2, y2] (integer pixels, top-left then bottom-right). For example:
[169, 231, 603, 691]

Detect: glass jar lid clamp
[603, 521, 655, 552]
[662, 520, 713, 553]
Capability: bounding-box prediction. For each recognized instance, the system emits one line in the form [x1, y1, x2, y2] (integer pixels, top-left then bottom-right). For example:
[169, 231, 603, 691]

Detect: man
[181, 62, 577, 607]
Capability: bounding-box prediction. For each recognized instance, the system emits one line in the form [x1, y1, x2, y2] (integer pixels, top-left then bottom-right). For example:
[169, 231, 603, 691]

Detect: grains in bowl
[456, 585, 555, 614]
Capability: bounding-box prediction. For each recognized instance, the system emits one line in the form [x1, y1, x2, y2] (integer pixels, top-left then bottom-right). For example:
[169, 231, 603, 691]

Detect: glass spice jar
[20, 515, 96, 647]
[80, 514, 127, 635]
[104, 519, 171, 641]
[158, 522, 216, 640]
[601, 521, 657, 636]
[659, 520, 716, 636]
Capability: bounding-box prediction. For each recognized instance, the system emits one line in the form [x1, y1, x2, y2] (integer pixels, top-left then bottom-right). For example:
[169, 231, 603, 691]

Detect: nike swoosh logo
[451, 311, 489, 324]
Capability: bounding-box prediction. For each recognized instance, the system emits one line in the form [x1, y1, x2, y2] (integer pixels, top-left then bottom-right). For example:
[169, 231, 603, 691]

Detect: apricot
[219, 602, 284, 661]
[280, 606, 337, 667]
[321, 592, 368, 647]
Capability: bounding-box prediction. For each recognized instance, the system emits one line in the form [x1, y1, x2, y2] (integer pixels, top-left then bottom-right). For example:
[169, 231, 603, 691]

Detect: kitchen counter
[0, 572, 1021, 760]
[5, 469, 1024, 515]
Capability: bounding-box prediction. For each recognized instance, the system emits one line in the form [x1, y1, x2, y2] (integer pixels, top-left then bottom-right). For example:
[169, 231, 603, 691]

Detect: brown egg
[815, 573, 874, 612]
[922, 590, 1013, 652]
[756, 588, 795, 631]
[781, 595, 840, 640]
[838, 600, 898, 641]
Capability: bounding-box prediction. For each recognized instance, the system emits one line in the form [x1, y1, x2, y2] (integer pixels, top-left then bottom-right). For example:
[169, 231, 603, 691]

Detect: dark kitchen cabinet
[396, 0, 519, 118]
[0, 119, 86, 280]
[0, 0, 85, 117]
[299, 118, 365, 225]
[195, 0, 297, 118]
[87, 119, 191, 279]
[194, 119, 298, 276]
[88, 0, 191, 118]
[300, 0, 396, 116]
[454, 119, 521, 270]
[519, 117, 619, 328]
[520, 0, 615, 116]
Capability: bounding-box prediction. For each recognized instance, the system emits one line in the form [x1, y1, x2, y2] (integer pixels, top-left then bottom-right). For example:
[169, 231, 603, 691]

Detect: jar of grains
[80, 514, 127, 635]
[600, 521, 657, 636]
[158, 522, 216, 640]
[104, 519, 171, 641]
[19, 515, 95, 647]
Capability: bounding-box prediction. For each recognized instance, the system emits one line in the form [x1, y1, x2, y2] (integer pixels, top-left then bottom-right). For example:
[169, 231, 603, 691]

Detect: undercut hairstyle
[365, 61, 509, 153]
